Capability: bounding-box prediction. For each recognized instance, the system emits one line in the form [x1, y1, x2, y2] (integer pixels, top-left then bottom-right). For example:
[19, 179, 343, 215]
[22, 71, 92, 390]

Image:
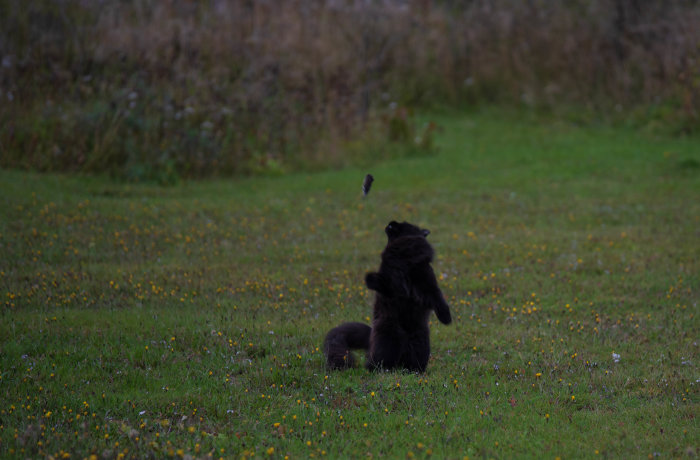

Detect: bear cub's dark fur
[324, 221, 451, 372]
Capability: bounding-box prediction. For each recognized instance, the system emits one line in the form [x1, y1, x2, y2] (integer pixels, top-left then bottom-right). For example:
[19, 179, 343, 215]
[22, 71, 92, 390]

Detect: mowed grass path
[1, 111, 698, 459]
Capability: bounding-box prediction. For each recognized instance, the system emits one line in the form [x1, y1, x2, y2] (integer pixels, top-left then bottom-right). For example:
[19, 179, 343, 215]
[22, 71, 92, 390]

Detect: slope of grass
[1, 110, 698, 459]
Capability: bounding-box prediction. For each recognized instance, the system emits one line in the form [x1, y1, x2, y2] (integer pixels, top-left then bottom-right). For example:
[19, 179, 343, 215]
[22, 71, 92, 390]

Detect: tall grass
[1, 0, 699, 180]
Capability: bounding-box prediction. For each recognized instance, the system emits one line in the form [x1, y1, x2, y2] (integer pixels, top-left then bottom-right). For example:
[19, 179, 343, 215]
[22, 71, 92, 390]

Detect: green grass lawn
[1, 110, 698, 459]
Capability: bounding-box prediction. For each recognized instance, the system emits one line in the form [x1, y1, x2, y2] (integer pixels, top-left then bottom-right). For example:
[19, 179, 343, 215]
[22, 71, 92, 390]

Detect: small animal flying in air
[362, 174, 374, 197]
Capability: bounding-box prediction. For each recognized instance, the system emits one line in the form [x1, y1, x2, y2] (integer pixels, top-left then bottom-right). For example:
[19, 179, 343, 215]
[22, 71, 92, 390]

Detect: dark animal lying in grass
[324, 221, 452, 372]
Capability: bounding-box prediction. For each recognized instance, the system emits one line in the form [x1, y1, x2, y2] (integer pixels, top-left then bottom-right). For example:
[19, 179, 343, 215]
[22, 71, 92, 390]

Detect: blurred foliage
[1, 0, 699, 181]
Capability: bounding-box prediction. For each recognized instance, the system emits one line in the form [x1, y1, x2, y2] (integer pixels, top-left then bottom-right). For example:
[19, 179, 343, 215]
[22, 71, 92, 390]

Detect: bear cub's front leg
[365, 272, 392, 296]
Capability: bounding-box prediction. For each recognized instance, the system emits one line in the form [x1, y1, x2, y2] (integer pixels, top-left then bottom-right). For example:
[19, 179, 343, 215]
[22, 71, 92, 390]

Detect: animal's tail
[323, 322, 371, 369]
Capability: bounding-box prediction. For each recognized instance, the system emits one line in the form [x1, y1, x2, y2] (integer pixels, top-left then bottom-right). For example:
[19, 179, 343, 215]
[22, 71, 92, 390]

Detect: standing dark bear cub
[324, 221, 451, 372]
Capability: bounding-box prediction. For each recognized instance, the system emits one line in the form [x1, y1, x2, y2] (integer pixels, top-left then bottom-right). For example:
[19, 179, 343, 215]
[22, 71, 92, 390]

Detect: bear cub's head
[385, 221, 430, 241]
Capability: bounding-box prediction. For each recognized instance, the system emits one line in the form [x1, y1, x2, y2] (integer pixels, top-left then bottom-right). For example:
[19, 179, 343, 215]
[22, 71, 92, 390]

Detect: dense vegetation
[1, 0, 699, 181]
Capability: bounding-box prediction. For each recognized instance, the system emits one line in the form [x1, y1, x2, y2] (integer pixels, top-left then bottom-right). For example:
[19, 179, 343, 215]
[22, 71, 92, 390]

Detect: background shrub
[1, 0, 698, 180]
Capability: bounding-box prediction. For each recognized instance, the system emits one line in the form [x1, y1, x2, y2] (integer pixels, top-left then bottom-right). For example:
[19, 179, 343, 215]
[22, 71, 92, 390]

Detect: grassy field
[1, 110, 698, 459]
